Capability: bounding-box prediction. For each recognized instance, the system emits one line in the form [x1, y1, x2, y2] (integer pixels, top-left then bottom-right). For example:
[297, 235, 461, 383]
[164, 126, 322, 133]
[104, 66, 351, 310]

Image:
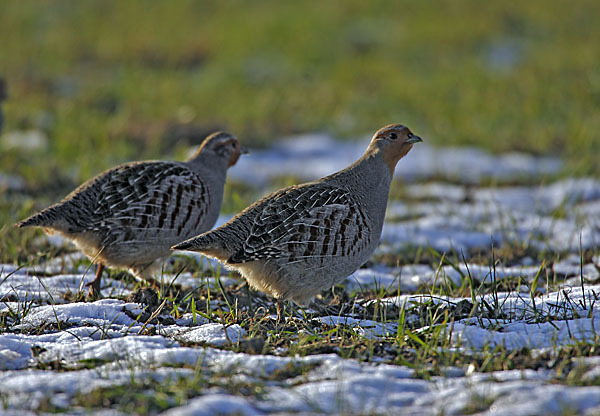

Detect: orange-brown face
[214, 136, 244, 167]
[195, 131, 247, 167]
[371, 124, 422, 172]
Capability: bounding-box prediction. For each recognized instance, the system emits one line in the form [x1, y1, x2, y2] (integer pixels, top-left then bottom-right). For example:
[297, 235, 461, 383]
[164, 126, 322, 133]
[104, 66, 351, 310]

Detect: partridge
[173, 124, 422, 306]
[19, 131, 246, 294]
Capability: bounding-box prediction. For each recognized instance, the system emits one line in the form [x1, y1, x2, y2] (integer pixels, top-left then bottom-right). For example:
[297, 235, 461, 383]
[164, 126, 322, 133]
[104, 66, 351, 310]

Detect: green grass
[1, 0, 599, 181]
[1, 0, 599, 261]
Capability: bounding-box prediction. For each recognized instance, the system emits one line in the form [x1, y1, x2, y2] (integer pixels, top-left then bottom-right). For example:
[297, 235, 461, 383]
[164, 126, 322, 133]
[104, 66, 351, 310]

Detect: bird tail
[17, 210, 53, 228]
[171, 228, 232, 262]
[17, 201, 86, 236]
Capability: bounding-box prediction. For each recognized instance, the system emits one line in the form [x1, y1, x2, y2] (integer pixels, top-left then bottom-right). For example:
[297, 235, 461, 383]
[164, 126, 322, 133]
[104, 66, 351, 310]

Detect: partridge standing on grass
[173, 124, 422, 309]
[18, 132, 246, 295]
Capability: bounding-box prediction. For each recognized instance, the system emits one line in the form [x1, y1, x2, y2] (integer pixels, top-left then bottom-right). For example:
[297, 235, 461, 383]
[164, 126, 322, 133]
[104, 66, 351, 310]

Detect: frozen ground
[2, 136, 600, 415]
[3, 263, 600, 415]
[2, 259, 600, 415]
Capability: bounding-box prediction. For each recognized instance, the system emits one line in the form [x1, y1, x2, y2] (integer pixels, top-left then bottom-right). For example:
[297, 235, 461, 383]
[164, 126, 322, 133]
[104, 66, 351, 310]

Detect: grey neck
[188, 152, 228, 173]
[332, 149, 393, 195]
[330, 149, 394, 229]
[186, 153, 229, 200]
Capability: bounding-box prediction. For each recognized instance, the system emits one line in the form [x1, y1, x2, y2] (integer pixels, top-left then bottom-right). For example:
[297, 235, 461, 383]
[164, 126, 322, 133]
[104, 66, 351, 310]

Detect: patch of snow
[34, 335, 177, 368]
[553, 254, 600, 280]
[0, 367, 193, 411]
[260, 359, 426, 414]
[15, 299, 142, 330]
[319, 316, 397, 339]
[163, 392, 261, 416]
[0, 273, 93, 303]
[35, 252, 90, 275]
[384, 179, 600, 253]
[173, 323, 246, 346]
[168, 272, 240, 290]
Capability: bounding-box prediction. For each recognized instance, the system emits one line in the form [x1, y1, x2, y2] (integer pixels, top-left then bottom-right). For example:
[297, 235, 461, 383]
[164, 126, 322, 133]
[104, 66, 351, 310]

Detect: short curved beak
[405, 136, 423, 144]
[240, 146, 250, 154]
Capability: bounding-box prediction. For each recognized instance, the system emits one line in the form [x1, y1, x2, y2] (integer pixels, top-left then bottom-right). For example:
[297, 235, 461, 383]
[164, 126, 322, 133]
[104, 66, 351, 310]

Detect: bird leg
[86, 263, 105, 298]
[276, 299, 285, 323]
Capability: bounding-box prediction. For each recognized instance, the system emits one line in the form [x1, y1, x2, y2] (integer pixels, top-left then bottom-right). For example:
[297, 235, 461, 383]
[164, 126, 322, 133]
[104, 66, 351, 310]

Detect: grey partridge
[19, 131, 246, 295]
[172, 124, 421, 306]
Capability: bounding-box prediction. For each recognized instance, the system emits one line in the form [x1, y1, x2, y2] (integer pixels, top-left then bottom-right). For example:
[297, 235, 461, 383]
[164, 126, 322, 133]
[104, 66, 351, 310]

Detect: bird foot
[85, 278, 102, 300]
[85, 263, 104, 300]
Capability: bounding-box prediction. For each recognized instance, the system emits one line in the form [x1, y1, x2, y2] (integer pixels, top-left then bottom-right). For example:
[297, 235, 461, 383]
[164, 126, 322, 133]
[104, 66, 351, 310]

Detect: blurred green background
[1, 0, 599, 261]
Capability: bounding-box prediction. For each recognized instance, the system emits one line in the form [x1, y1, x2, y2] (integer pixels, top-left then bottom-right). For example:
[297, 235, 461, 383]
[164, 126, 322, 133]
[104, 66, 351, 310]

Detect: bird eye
[389, 133, 397, 140]
[407, 133, 413, 139]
